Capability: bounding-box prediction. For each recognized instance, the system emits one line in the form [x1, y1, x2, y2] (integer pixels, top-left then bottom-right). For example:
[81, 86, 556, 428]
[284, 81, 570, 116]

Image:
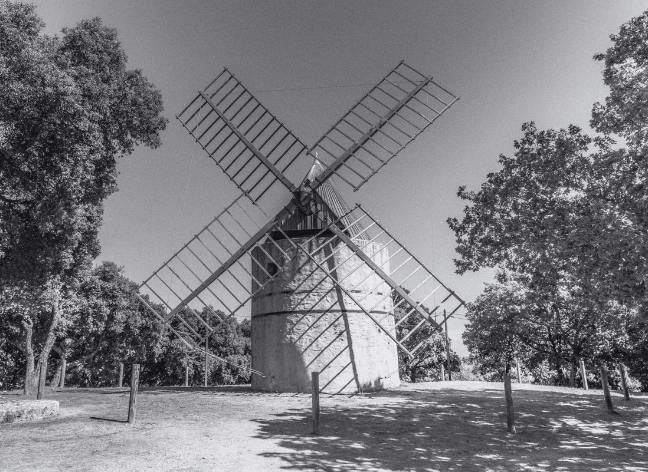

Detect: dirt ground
[1, 381, 646, 472]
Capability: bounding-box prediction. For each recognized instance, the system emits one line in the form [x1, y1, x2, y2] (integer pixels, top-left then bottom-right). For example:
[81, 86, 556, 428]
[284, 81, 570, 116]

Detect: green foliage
[0, 3, 167, 394]
[0, 3, 167, 286]
[451, 8, 648, 384]
[0, 261, 253, 389]
[394, 292, 460, 382]
[592, 9, 648, 148]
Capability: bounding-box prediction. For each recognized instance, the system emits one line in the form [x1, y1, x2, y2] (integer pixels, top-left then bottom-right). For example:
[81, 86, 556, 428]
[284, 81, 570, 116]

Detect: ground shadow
[253, 387, 648, 471]
[89, 416, 128, 424]
[41, 385, 256, 396]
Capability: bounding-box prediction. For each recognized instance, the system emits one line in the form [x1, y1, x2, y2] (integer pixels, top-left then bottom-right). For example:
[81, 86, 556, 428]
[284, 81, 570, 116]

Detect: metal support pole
[440, 363, 445, 382]
[185, 364, 189, 387]
[312, 372, 320, 435]
[118, 363, 124, 388]
[516, 360, 522, 383]
[580, 358, 588, 390]
[444, 310, 451, 381]
[204, 335, 209, 388]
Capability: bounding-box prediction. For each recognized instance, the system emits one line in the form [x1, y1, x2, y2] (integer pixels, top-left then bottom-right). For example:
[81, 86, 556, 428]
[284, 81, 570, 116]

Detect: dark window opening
[267, 263, 278, 276]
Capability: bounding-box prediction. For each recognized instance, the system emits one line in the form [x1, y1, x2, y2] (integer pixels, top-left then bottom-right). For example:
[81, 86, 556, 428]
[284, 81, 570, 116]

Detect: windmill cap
[277, 158, 367, 239]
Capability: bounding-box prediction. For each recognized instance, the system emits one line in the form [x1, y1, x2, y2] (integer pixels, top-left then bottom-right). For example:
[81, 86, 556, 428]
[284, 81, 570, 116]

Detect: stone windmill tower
[137, 61, 465, 393]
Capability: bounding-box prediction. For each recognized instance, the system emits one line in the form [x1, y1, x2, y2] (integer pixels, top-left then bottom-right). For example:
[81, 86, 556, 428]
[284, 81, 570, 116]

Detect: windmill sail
[307, 61, 458, 192]
[139, 62, 465, 385]
[284, 202, 465, 358]
[137, 196, 298, 344]
[177, 68, 306, 202]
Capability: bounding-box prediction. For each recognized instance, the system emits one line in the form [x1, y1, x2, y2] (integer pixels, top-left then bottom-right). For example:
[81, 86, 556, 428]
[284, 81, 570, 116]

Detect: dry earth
[0, 381, 646, 471]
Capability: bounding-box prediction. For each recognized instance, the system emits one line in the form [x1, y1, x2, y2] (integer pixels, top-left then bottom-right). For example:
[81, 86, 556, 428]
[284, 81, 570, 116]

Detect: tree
[0, 2, 167, 396]
[450, 9, 648, 410]
[463, 279, 529, 379]
[465, 272, 633, 386]
[393, 292, 460, 382]
[591, 11, 648, 149]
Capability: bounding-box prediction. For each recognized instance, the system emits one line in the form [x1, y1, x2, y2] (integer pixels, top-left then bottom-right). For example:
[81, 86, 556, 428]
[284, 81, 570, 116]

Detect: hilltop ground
[0, 381, 646, 471]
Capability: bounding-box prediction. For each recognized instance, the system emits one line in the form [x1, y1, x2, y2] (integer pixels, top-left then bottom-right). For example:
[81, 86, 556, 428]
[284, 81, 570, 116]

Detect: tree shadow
[253, 387, 648, 471]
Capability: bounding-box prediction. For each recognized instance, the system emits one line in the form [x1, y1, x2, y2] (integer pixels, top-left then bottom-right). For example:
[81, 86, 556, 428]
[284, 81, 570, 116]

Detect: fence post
[127, 364, 140, 424]
[118, 362, 124, 388]
[312, 372, 320, 435]
[580, 358, 588, 390]
[516, 360, 522, 383]
[184, 364, 189, 387]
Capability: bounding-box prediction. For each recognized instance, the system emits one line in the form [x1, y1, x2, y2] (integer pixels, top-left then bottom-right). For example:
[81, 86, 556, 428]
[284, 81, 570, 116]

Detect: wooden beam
[198, 91, 298, 194]
[309, 79, 431, 193]
[128, 364, 140, 424]
[327, 224, 442, 331]
[311, 372, 320, 435]
[163, 202, 297, 322]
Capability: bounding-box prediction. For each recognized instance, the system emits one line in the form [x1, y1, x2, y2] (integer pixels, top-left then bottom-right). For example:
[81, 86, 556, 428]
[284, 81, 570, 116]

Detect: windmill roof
[278, 159, 366, 239]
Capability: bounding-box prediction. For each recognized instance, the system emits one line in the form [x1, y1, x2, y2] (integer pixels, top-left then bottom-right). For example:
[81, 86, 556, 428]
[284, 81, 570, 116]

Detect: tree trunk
[409, 366, 417, 383]
[600, 363, 617, 415]
[37, 284, 63, 400]
[504, 363, 516, 433]
[554, 358, 566, 385]
[59, 358, 66, 388]
[569, 359, 576, 388]
[619, 364, 630, 401]
[51, 361, 62, 391]
[580, 358, 588, 390]
[23, 319, 36, 395]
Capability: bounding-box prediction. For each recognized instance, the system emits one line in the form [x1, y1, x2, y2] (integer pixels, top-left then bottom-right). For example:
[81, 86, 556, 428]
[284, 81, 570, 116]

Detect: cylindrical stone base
[251, 236, 400, 393]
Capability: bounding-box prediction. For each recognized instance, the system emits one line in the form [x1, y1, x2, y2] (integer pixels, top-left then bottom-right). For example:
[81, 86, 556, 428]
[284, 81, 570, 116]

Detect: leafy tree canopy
[0, 2, 167, 286]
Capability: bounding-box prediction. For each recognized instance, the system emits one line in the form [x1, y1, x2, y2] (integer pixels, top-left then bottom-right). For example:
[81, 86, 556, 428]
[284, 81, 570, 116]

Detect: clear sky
[29, 0, 648, 356]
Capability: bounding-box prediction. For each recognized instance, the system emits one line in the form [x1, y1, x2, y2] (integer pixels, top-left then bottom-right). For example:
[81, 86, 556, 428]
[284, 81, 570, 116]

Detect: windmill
[137, 61, 465, 393]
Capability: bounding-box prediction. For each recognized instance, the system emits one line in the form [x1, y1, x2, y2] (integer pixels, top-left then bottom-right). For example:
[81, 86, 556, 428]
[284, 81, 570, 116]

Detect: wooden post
[118, 362, 124, 388]
[619, 364, 630, 401]
[204, 335, 209, 388]
[311, 372, 320, 435]
[516, 360, 522, 383]
[440, 363, 445, 382]
[580, 358, 588, 390]
[59, 359, 66, 388]
[600, 363, 617, 415]
[504, 366, 516, 433]
[184, 364, 189, 387]
[444, 310, 451, 381]
[127, 364, 140, 424]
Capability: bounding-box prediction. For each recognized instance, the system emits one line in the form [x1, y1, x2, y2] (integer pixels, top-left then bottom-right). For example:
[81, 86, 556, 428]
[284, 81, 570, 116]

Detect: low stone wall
[0, 400, 59, 423]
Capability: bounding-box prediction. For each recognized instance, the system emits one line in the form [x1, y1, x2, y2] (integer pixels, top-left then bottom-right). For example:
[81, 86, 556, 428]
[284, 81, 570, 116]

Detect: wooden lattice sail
[138, 61, 464, 393]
